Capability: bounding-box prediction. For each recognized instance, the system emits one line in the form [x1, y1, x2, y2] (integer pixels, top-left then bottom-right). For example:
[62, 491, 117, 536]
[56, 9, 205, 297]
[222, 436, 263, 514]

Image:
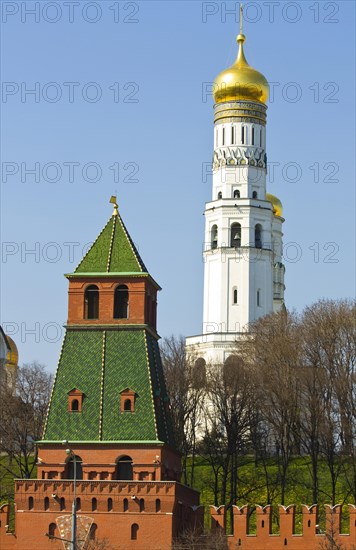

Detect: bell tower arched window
[84, 285, 99, 319]
[233, 190, 240, 199]
[230, 223, 241, 248]
[114, 285, 129, 319]
[211, 225, 218, 249]
[255, 224, 262, 249]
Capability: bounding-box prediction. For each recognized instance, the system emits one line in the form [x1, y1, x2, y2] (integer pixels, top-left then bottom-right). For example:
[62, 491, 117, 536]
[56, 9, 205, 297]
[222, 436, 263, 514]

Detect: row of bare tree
[160, 299, 356, 517]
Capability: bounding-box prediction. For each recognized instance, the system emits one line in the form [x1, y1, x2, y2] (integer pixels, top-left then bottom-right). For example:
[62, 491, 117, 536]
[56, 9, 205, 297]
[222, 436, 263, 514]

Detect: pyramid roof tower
[42, 200, 173, 446]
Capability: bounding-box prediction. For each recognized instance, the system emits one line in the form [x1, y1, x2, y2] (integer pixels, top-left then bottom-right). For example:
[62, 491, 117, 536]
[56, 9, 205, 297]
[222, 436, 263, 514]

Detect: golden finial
[109, 195, 118, 216]
[237, 3, 246, 44]
[236, 3, 247, 64]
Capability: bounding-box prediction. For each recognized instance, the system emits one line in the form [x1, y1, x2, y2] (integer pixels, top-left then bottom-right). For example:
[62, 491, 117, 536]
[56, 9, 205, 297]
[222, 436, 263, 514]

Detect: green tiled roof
[73, 211, 147, 274]
[42, 328, 175, 447]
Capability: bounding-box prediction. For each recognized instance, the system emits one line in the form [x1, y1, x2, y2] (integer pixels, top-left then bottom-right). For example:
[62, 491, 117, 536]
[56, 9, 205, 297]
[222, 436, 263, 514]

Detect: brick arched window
[139, 498, 145, 512]
[66, 455, 83, 480]
[114, 285, 129, 319]
[71, 399, 79, 411]
[123, 498, 129, 512]
[115, 456, 133, 480]
[84, 285, 99, 319]
[92, 497, 97, 511]
[89, 523, 97, 541]
[108, 498, 113, 511]
[28, 496, 34, 510]
[156, 498, 161, 512]
[48, 523, 56, 538]
[60, 497, 65, 511]
[44, 497, 49, 511]
[131, 523, 139, 540]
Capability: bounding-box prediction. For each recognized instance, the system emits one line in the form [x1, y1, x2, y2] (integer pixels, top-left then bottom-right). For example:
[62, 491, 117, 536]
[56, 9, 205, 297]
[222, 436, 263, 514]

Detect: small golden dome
[214, 34, 269, 105]
[266, 193, 283, 217]
[6, 336, 19, 367]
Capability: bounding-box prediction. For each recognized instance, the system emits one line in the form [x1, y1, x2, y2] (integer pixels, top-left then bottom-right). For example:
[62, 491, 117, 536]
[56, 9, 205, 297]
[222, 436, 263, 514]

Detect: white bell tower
[187, 20, 285, 364]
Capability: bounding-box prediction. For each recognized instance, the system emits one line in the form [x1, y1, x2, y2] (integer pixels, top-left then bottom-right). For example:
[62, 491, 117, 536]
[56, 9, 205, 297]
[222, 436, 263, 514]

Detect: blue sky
[1, 1, 355, 371]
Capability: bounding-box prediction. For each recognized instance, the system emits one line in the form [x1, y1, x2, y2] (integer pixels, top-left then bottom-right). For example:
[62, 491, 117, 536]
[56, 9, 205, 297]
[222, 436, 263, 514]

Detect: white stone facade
[186, 100, 285, 364]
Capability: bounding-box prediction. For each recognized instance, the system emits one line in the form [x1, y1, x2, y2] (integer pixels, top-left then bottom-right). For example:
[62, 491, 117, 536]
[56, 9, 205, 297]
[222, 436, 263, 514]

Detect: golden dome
[266, 193, 283, 217]
[6, 336, 18, 367]
[214, 34, 269, 105]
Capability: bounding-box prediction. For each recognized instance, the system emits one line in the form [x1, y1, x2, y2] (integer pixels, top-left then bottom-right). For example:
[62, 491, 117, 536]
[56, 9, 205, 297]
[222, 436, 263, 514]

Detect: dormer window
[68, 388, 84, 412]
[120, 388, 137, 413]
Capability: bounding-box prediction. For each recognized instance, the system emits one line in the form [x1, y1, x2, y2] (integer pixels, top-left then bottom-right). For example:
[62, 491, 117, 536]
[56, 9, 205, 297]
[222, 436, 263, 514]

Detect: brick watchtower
[0, 200, 201, 550]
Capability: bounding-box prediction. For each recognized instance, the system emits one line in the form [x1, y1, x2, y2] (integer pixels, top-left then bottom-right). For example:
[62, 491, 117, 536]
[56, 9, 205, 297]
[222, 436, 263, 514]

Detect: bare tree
[204, 356, 252, 528]
[160, 335, 205, 486]
[302, 300, 356, 505]
[298, 323, 326, 503]
[241, 310, 302, 505]
[0, 361, 53, 481]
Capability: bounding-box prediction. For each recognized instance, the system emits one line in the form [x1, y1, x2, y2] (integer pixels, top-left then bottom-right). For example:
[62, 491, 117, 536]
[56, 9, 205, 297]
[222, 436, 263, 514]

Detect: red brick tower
[0, 200, 202, 550]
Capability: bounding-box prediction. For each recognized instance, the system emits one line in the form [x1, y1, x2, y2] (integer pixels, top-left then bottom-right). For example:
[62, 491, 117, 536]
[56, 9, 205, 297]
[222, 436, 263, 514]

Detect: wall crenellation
[211, 503, 356, 549]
